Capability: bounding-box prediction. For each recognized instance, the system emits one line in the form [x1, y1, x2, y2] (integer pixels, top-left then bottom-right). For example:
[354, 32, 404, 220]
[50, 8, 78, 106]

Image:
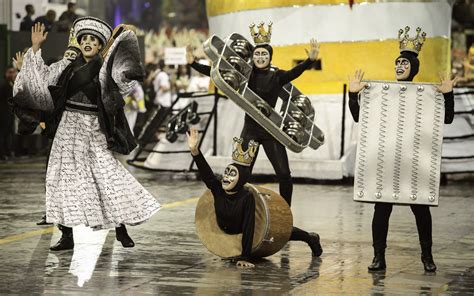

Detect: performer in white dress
[13, 18, 161, 251]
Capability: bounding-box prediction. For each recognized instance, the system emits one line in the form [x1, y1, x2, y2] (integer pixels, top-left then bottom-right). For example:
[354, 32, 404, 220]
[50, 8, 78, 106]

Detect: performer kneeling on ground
[348, 27, 457, 272]
[187, 128, 322, 268]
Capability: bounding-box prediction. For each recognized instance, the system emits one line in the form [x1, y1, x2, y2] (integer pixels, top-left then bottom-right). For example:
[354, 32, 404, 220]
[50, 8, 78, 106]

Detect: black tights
[372, 203, 432, 250]
[241, 126, 312, 243]
[241, 128, 293, 205]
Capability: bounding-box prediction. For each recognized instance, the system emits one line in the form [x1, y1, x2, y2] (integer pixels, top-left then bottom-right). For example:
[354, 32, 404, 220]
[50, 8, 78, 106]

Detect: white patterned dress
[14, 48, 161, 230]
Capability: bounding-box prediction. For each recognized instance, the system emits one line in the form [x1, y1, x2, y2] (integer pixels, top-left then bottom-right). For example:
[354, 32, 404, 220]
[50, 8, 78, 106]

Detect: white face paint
[252, 47, 270, 69]
[63, 49, 78, 61]
[79, 34, 102, 60]
[221, 164, 239, 191]
[395, 57, 411, 81]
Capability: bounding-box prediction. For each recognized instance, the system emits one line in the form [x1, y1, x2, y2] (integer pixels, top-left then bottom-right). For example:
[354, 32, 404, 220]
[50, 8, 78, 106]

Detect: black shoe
[50, 235, 74, 251]
[36, 215, 52, 225]
[368, 252, 386, 272]
[421, 254, 437, 272]
[308, 232, 323, 257]
[116, 225, 135, 248]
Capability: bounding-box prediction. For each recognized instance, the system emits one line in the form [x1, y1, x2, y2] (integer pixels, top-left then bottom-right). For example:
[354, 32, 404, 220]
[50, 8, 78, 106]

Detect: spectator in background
[0, 66, 17, 161]
[153, 60, 172, 108]
[20, 4, 35, 31]
[124, 83, 146, 135]
[57, 2, 79, 32]
[34, 10, 56, 32]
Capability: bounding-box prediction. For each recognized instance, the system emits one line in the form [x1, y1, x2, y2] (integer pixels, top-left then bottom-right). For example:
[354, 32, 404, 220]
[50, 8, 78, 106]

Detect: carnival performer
[186, 23, 323, 257]
[348, 27, 457, 272]
[187, 128, 323, 268]
[13, 19, 161, 251]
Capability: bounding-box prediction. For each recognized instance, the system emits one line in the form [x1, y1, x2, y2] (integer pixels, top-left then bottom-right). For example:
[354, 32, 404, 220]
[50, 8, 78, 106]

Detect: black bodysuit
[193, 151, 255, 260]
[191, 59, 313, 206]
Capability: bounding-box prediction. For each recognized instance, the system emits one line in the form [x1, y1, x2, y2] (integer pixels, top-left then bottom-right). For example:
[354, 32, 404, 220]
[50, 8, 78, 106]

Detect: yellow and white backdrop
[201, 0, 452, 179]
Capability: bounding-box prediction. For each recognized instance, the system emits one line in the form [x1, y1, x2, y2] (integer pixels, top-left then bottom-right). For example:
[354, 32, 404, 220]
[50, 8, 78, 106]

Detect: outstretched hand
[31, 23, 48, 53]
[348, 69, 368, 93]
[436, 72, 459, 94]
[305, 38, 320, 61]
[12, 51, 24, 71]
[236, 260, 255, 269]
[186, 128, 200, 155]
[186, 45, 195, 64]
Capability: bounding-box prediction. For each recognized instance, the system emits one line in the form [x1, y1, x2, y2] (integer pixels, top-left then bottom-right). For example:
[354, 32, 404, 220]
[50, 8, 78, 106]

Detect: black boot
[308, 232, 323, 257]
[50, 225, 74, 251]
[116, 224, 135, 248]
[421, 246, 437, 272]
[368, 249, 386, 271]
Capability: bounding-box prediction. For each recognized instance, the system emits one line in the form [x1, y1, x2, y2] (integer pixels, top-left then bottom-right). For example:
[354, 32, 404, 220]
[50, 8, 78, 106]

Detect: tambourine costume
[13, 17, 161, 250]
[348, 27, 454, 272]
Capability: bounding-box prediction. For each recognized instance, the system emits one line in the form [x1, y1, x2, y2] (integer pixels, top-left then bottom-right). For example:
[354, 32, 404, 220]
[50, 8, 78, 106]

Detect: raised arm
[187, 129, 221, 190]
[347, 69, 368, 122]
[436, 74, 459, 124]
[187, 45, 211, 76]
[278, 38, 319, 86]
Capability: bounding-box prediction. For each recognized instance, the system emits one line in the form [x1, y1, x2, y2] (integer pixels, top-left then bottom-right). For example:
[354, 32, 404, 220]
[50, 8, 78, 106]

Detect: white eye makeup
[222, 164, 240, 191]
[252, 48, 271, 69]
[395, 57, 411, 80]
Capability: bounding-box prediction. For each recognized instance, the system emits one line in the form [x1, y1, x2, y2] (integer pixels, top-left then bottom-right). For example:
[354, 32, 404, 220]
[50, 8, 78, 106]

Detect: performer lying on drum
[187, 128, 256, 268]
[187, 128, 323, 268]
[348, 27, 458, 272]
[186, 23, 323, 258]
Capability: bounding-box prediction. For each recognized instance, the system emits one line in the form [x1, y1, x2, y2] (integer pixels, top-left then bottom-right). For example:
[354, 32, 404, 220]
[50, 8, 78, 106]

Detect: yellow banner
[270, 37, 449, 94]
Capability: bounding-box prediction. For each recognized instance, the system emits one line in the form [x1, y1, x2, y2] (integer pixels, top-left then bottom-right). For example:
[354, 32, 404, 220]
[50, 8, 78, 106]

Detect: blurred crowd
[19, 2, 79, 33]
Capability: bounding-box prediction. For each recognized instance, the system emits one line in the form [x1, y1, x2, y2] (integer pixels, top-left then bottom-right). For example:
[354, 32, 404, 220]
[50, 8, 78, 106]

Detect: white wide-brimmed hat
[73, 16, 113, 46]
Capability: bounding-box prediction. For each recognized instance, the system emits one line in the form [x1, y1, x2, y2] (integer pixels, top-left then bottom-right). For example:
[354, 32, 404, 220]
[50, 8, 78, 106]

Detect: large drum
[195, 184, 293, 258]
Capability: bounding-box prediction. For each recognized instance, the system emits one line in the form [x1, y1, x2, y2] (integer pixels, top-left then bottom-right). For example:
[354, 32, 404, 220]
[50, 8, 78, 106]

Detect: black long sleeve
[278, 58, 313, 86]
[348, 91, 360, 122]
[443, 91, 454, 124]
[240, 195, 255, 260]
[192, 151, 221, 193]
[190, 61, 211, 77]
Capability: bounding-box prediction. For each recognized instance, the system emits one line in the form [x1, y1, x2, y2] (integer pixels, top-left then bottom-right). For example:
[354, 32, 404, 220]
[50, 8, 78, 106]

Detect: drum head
[195, 183, 292, 259]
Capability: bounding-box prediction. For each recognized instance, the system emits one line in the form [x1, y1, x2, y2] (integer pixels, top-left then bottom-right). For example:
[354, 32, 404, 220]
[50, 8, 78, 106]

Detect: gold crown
[232, 137, 259, 166]
[398, 26, 426, 55]
[67, 27, 80, 51]
[249, 22, 272, 45]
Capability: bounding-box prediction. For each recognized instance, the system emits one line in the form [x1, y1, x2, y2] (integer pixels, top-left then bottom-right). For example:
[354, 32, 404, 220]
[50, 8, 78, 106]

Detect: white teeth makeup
[252, 47, 271, 69]
[221, 164, 240, 191]
[395, 57, 411, 80]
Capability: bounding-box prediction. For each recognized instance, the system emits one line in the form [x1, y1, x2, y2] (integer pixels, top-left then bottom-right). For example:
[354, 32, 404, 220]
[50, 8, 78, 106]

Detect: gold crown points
[398, 26, 426, 55]
[232, 137, 259, 166]
[68, 27, 80, 50]
[249, 21, 272, 45]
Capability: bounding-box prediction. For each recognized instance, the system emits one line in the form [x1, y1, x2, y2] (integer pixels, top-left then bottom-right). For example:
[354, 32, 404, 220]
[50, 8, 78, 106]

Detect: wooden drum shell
[195, 184, 293, 259]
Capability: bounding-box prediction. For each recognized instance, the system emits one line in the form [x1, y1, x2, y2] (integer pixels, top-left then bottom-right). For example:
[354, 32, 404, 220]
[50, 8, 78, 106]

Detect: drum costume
[348, 27, 455, 272]
[189, 23, 322, 257]
[13, 18, 161, 251]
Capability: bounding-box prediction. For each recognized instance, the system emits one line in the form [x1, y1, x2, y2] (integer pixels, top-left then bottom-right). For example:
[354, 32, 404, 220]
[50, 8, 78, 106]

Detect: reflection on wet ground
[0, 161, 473, 294]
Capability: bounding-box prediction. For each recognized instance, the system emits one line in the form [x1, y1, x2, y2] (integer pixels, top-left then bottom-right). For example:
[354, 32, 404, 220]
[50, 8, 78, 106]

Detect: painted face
[79, 34, 102, 59]
[63, 49, 78, 61]
[252, 47, 271, 69]
[221, 164, 239, 191]
[395, 57, 411, 81]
